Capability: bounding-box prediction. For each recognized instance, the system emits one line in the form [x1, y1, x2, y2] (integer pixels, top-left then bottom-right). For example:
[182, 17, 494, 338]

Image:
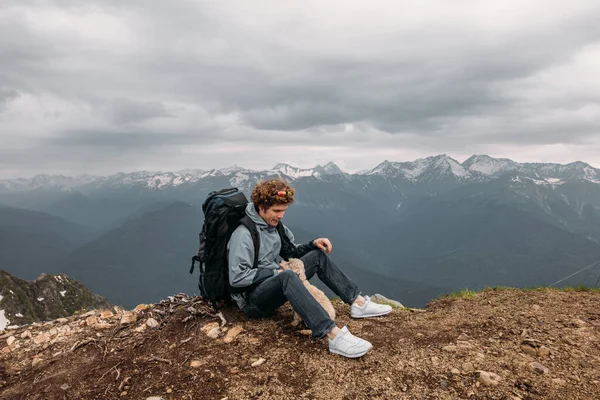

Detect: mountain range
[1, 154, 599, 309]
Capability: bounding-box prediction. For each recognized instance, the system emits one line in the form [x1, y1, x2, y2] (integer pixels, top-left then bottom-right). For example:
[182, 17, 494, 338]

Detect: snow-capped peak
[218, 165, 249, 175]
[463, 154, 518, 176]
[320, 162, 344, 175]
[271, 163, 317, 179]
[368, 155, 471, 181]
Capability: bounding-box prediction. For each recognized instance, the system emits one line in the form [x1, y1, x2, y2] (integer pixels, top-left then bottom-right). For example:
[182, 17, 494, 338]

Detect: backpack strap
[239, 215, 260, 269]
[276, 222, 295, 261]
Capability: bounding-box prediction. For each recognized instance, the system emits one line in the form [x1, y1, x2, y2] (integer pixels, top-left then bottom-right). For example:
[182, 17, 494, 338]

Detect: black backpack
[189, 187, 294, 307]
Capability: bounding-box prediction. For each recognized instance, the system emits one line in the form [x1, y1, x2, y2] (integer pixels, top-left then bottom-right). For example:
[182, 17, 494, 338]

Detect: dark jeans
[241, 249, 361, 339]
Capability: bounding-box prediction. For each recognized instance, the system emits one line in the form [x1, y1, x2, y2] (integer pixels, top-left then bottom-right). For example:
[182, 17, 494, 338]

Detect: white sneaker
[328, 326, 373, 358]
[351, 295, 393, 319]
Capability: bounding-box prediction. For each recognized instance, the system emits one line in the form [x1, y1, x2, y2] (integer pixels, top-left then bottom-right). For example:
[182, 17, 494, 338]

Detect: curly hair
[251, 178, 295, 210]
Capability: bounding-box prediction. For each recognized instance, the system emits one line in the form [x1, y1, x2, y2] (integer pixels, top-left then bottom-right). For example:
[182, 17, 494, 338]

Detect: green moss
[438, 289, 478, 300]
[558, 286, 600, 293]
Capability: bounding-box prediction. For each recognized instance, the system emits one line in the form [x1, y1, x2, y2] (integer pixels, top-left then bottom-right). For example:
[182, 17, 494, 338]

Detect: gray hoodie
[227, 202, 316, 308]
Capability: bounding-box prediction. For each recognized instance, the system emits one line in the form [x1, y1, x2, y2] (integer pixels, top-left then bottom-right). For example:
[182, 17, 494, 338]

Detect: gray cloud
[1, 0, 600, 178]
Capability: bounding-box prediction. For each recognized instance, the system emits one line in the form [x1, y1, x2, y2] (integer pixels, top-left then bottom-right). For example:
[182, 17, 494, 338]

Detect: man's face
[259, 203, 289, 226]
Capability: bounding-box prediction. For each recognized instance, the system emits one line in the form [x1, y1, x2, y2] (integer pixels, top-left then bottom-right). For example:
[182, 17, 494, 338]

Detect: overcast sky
[1, 0, 600, 178]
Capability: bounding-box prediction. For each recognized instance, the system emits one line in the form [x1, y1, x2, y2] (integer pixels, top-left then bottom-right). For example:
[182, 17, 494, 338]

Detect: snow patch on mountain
[463, 155, 518, 176]
[230, 173, 251, 187]
[0, 310, 8, 330]
[400, 159, 430, 179]
[272, 163, 316, 179]
[147, 174, 176, 189]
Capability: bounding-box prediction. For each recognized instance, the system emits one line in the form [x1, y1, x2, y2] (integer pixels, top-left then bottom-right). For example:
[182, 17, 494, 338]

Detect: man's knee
[305, 248, 327, 261]
[279, 269, 300, 281]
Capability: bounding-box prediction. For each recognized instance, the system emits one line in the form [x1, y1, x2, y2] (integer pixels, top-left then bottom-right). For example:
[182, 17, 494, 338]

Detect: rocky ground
[1, 288, 599, 400]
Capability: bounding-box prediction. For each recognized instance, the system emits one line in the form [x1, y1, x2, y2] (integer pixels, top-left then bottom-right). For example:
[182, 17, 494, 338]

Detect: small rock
[6, 336, 16, 346]
[572, 319, 586, 327]
[134, 324, 147, 333]
[145, 397, 165, 400]
[450, 368, 460, 375]
[32, 357, 43, 367]
[21, 330, 32, 339]
[532, 305, 541, 311]
[251, 357, 266, 367]
[522, 338, 542, 347]
[457, 333, 469, 341]
[474, 371, 501, 386]
[81, 310, 96, 317]
[223, 325, 244, 343]
[120, 312, 137, 325]
[134, 304, 148, 312]
[206, 327, 220, 339]
[95, 322, 112, 329]
[552, 378, 566, 386]
[146, 318, 159, 328]
[371, 293, 404, 308]
[461, 362, 475, 373]
[529, 362, 549, 375]
[521, 345, 538, 356]
[60, 384, 70, 390]
[85, 316, 98, 327]
[33, 333, 51, 344]
[190, 360, 203, 368]
[537, 346, 551, 357]
[201, 322, 221, 339]
[57, 318, 69, 323]
[442, 345, 457, 352]
[100, 310, 114, 319]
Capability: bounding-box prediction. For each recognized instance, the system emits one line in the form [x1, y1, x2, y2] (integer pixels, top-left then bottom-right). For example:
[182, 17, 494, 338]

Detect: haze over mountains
[1, 154, 600, 309]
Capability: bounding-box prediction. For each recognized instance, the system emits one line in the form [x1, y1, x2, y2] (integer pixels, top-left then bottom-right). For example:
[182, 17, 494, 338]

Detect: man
[227, 178, 392, 358]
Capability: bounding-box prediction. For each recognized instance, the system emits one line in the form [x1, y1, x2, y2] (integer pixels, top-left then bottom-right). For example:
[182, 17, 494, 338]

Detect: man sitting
[228, 178, 392, 358]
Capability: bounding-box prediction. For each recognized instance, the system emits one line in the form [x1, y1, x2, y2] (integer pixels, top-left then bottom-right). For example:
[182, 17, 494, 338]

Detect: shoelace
[338, 331, 363, 345]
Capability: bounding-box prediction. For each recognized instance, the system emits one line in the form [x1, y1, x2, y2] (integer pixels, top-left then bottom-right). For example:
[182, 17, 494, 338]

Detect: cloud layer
[1, 0, 600, 177]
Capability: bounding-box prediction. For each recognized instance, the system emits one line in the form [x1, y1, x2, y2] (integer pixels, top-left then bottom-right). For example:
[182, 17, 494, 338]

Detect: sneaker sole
[350, 309, 393, 319]
[329, 346, 372, 358]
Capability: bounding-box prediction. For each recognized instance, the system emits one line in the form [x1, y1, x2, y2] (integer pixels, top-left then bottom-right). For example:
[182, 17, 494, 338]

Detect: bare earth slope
[1, 288, 599, 399]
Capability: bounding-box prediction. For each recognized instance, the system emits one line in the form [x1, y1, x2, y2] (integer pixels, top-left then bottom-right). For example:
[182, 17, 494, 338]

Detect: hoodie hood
[245, 202, 270, 229]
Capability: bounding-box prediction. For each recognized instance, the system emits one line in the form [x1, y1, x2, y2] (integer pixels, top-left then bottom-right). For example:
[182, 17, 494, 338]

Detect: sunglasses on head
[274, 190, 294, 198]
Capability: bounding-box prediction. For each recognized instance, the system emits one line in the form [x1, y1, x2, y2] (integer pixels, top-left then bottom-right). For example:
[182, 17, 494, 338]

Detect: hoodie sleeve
[282, 224, 318, 259]
[228, 225, 276, 289]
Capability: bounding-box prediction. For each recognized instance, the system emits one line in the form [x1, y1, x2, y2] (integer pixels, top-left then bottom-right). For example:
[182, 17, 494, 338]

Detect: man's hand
[277, 261, 285, 273]
[313, 238, 333, 254]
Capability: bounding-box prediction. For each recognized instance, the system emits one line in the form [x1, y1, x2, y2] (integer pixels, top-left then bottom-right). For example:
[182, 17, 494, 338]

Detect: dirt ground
[1, 288, 599, 400]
